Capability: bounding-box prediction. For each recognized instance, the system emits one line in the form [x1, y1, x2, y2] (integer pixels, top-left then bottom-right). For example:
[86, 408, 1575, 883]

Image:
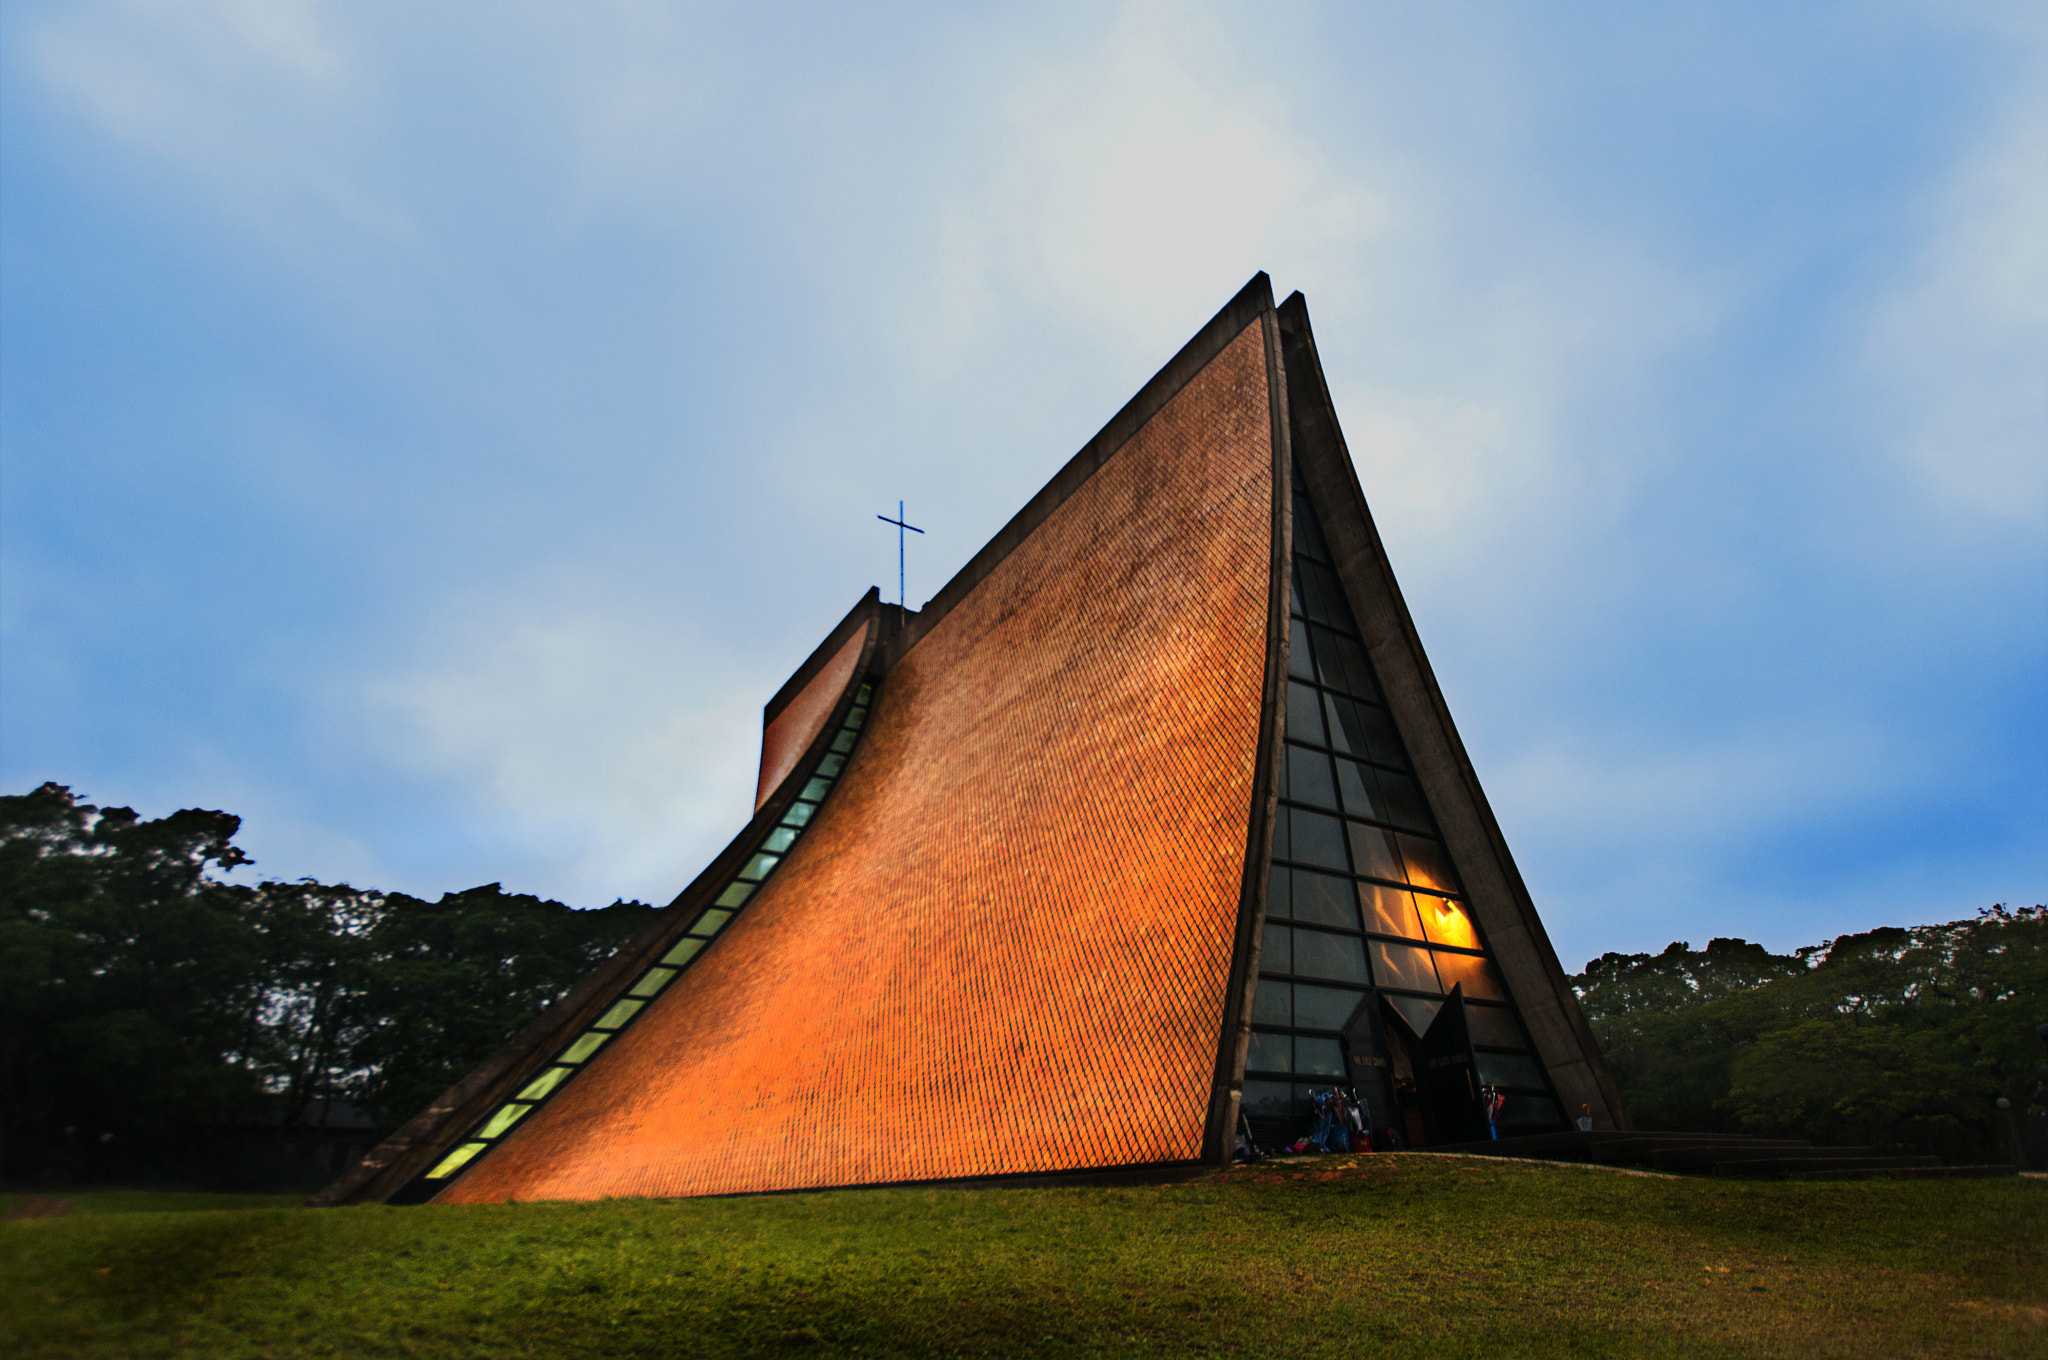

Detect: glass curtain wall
[1243, 476, 1562, 1145]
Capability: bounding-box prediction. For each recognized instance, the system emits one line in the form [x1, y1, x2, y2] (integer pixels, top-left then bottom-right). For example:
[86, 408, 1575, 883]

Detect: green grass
[3, 1155, 2042, 1358]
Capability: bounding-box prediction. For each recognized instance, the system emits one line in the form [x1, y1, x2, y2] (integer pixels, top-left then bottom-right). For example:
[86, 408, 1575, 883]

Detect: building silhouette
[317, 275, 1626, 1206]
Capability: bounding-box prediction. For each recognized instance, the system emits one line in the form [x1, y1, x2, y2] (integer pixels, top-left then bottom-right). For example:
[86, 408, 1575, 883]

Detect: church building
[317, 275, 1627, 1206]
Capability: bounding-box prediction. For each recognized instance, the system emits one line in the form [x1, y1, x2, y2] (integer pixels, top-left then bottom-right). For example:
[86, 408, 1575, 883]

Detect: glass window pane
[1266, 863, 1291, 919]
[855, 683, 873, 705]
[1360, 882, 1425, 940]
[1296, 1037, 1347, 1077]
[1502, 1095, 1562, 1126]
[1348, 822, 1405, 883]
[1286, 744, 1338, 809]
[1465, 1005, 1523, 1049]
[690, 908, 735, 937]
[738, 853, 780, 882]
[1415, 894, 1480, 950]
[1372, 770, 1434, 833]
[846, 705, 868, 729]
[626, 966, 678, 999]
[781, 802, 817, 828]
[1247, 1031, 1292, 1073]
[1289, 572, 1306, 619]
[1254, 979, 1291, 1026]
[476, 1102, 532, 1140]
[1476, 1052, 1547, 1089]
[1293, 983, 1366, 1031]
[800, 777, 832, 801]
[1288, 618, 1315, 680]
[1242, 1080, 1297, 1117]
[713, 882, 755, 909]
[1311, 626, 1381, 701]
[662, 936, 706, 966]
[763, 826, 799, 853]
[1434, 951, 1504, 1001]
[830, 729, 856, 754]
[1286, 682, 1326, 747]
[1293, 929, 1369, 984]
[426, 1142, 488, 1179]
[1396, 834, 1458, 894]
[1323, 694, 1364, 757]
[559, 1030, 612, 1064]
[1371, 941, 1442, 993]
[1292, 494, 1330, 561]
[1385, 995, 1442, 1039]
[592, 998, 645, 1030]
[1261, 922, 1292, 973]
[516, 1066, 575, 1103]
[1291, 870, 1358, 930]
[1335, 758, 1378, 820]
[816, 753, 846, 777]
[1299, 561, 1347, 626]
[1286, 809, 1348, 871]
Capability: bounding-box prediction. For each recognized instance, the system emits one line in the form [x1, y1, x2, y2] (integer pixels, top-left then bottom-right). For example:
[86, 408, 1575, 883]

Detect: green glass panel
[1291, 870, 1357, 930]
[1293, 929, 1368, 984]
[1466, 1005, 1524, 1049]
[1286, 744, 1338, 809]
[1370, 941, 1441, 994]
[713, 883, 755, 909]
[1348, 822, 1405, 884]
[425, 1141, 488, 1179]
[626, 966, 677, 998]
[1311, 625, 1381, 701]
[1296, 1036, 1346, 1077]
[800, 778, 832, 801]
[592, 998, 645, 1030]
[1292, 983, 1366, 1031]
[780, 801, 817, 828]
[1288, 618, 1315, 681]
[737, 853, 780, 882]
[1286, 809, 1347, 871]
[690, 908, 734, 937]
[817, 753, 846, 777]
[1242, 1080, 1297, 1117]
[1335, 758, 1377, 818]
[1373, 769, 1434, 833]
[661, 936, 706, 967]
[516, 1065, 575, 1102]
[855, 683, 872, 704]
[1289, 573, 1306, 619]
[829, 729, 856, 754]
[1260, 922, 1292, 974]
[1476, 1052, 1546, 1089]
[1266, 863, 1290, 919]
[1502, 1094, 1562, 1125]
[1254, 979, 1290, 1025]
[763, 826, 799, 853]
[1291, 493, 1330, 561]
[846, 705, 868, 729]
[1286, 682, 1326, 746]
[559, 1030, 613, 1063]
[1247, 1031, 1291, 1073]
[476, 1102, 533, 1140]
[1298, 561, 1347, 626]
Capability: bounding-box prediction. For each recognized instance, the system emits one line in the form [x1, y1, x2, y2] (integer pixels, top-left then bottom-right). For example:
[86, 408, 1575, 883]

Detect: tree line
[1571, 906, 2047, 1164]
[1, 783, 654, 1184]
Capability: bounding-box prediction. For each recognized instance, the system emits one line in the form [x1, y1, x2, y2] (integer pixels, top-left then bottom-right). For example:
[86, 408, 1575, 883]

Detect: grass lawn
[3, 1154, 2042, 1358]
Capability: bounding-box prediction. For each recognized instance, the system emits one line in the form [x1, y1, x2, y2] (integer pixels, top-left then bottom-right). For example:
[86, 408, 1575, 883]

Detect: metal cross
[876, 500, 924, 609]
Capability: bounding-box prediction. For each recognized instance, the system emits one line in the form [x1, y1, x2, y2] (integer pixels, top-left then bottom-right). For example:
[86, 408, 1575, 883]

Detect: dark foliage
[1574, 907, 2048, 1162]
[0, 783, 655, 1183]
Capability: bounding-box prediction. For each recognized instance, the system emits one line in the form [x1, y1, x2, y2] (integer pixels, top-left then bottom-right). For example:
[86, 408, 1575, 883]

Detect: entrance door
[1419, 985, 1485, 1146]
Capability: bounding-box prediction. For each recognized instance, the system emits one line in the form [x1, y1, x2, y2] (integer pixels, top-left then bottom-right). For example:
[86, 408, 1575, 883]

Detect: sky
[2, 1, 2042, 973]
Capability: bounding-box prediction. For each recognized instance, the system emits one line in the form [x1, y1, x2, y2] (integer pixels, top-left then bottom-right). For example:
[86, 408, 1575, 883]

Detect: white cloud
[1867, 16, 2048, 524]
[363, 579, 763, 906]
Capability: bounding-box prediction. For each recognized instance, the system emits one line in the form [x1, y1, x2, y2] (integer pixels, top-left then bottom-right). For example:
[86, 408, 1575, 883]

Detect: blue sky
[2, 1, 2042, 972]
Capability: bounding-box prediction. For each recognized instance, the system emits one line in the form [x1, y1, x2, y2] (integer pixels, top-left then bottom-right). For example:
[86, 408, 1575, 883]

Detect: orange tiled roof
[754, 622, 869, 810]
[442, 317, 1276, 1201]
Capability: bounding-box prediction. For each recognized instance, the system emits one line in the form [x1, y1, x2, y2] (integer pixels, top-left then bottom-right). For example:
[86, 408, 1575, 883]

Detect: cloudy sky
[2, 1, 2042, 971]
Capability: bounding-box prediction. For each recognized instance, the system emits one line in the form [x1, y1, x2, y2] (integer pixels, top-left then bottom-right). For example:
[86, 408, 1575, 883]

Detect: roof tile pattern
[755, 623, 868, 810]
[442, 318, 1275, 1201]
